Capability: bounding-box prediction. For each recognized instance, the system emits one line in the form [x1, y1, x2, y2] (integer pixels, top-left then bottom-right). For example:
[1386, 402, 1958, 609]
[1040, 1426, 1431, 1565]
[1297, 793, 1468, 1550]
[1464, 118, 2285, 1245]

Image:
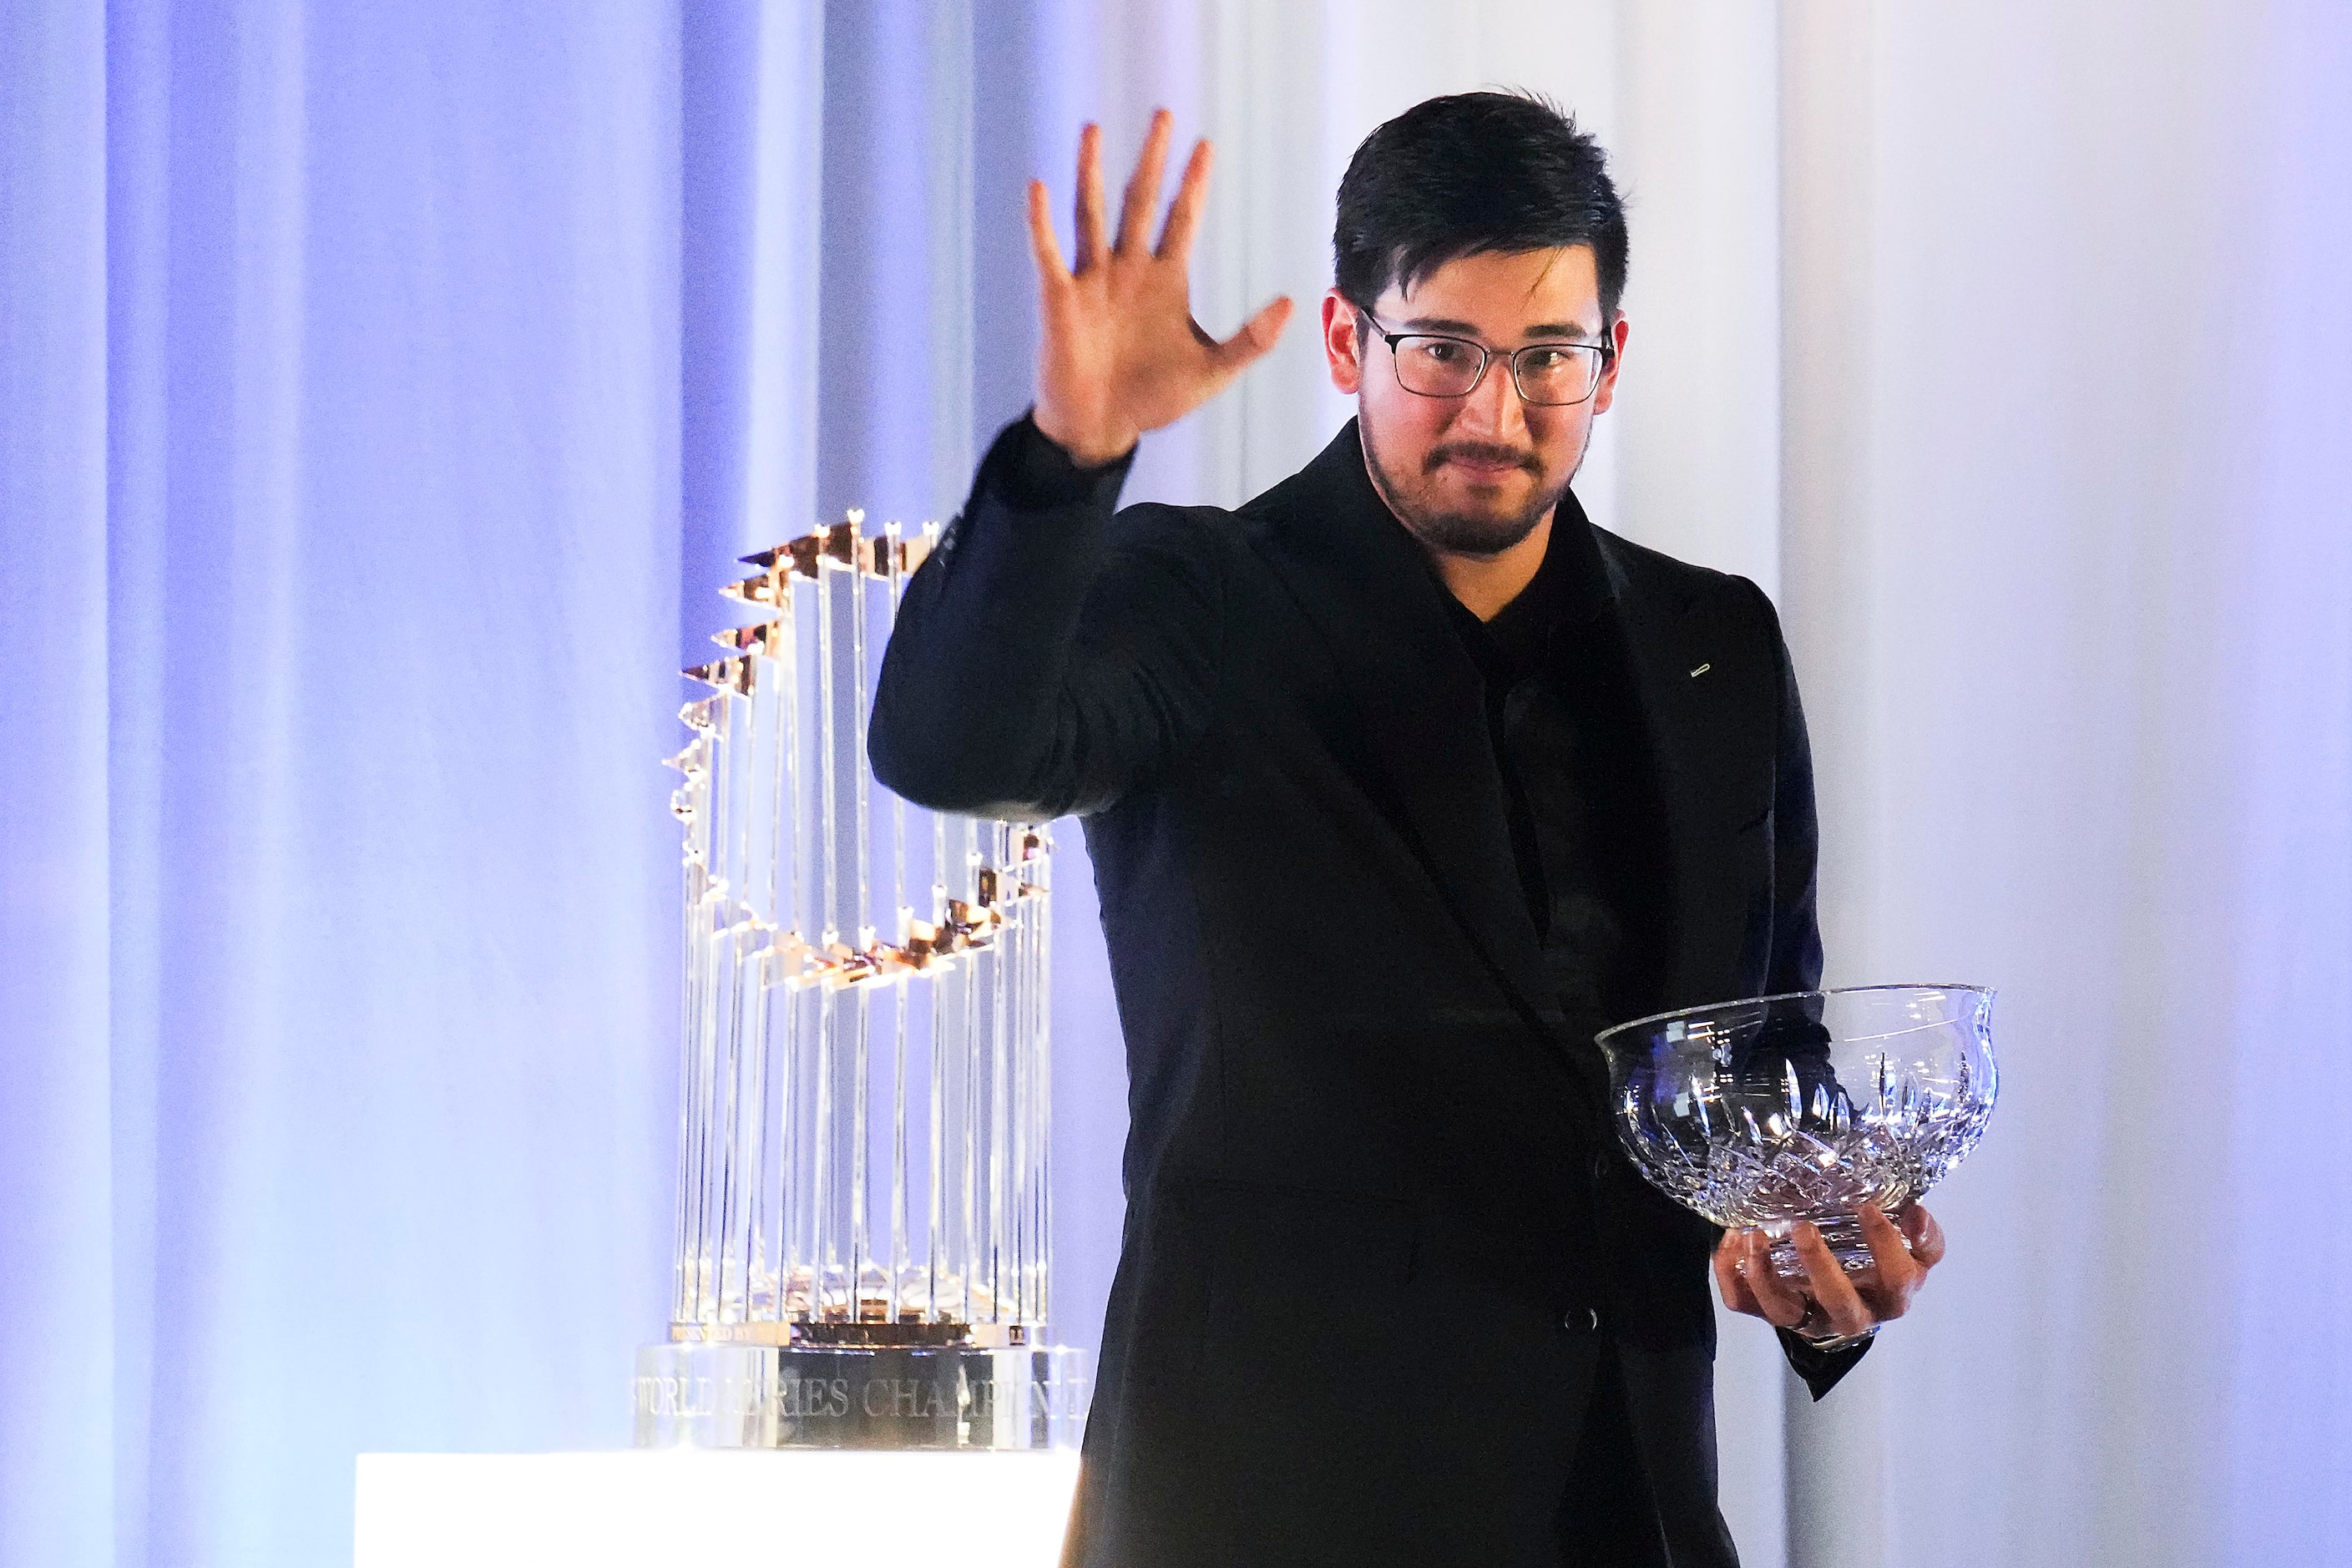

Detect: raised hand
[1028, 109, 1293, 466]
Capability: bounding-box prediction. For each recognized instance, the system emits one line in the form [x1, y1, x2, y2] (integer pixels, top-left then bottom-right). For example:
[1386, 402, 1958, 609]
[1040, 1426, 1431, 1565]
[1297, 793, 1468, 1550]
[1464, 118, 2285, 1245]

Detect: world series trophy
[635, 512, 1088, 1449]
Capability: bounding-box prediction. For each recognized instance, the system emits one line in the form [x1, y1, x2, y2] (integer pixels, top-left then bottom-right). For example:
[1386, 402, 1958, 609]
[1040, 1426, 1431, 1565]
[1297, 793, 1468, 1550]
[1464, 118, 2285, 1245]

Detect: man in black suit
[872, 93, 1947, 1567]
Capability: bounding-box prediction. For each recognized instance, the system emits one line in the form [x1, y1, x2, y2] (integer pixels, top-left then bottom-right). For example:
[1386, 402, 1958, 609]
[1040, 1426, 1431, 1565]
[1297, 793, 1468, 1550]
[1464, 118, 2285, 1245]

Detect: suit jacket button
[1562, 1308, 1601, 1333]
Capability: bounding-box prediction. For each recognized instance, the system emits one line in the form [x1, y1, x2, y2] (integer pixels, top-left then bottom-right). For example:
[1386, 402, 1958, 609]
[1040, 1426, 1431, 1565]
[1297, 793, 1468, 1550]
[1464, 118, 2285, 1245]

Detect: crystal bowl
[1593, 984, 1996, 1285]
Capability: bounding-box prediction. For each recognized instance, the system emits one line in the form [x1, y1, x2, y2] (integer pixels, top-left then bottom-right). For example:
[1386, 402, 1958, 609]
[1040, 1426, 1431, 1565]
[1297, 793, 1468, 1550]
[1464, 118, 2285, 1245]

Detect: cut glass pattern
[1596, 985, 1998, 1293]
[664, 514, 1055, 1347]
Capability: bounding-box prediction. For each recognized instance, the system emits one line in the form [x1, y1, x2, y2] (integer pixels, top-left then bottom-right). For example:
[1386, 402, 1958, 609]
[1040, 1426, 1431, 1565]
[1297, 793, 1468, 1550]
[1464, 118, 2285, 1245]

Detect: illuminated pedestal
[354, 1449, 1080, 1566]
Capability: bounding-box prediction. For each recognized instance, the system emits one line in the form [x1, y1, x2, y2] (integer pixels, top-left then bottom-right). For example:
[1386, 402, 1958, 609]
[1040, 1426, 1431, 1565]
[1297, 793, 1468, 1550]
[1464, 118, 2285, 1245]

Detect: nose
[1456, 354, 1530, 442]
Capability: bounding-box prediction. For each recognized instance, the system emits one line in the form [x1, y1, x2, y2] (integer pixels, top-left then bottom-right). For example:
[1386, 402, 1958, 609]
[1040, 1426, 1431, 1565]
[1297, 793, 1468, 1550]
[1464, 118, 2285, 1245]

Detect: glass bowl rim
[1592, 982, 1996, 1051]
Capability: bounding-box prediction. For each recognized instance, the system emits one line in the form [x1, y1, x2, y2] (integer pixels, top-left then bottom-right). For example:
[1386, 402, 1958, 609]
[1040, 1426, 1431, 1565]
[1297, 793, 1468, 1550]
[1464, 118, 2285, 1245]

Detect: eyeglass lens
[1391, 337, 1602, 406]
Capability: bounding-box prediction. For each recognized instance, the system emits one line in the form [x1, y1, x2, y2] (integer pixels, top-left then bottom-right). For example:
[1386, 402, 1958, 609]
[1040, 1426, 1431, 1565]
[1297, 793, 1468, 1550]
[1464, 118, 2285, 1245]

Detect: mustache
[1425, 442, 1542, 475]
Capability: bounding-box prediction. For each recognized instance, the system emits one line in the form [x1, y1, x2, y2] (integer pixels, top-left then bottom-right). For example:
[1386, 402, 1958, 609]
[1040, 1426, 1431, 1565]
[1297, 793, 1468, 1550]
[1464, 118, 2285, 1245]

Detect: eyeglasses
[1357, 307, 1614, 407]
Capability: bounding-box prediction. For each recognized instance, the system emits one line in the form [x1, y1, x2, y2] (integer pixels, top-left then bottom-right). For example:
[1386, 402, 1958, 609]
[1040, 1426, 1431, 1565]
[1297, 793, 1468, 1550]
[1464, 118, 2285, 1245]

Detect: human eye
[1414, 337, 1470, 365]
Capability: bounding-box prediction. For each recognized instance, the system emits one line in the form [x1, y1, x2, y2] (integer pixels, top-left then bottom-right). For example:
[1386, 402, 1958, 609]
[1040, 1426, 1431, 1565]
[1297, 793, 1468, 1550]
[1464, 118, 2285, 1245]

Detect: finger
[1117, 108, 1172, 256]
[1207, 295, 1294, 372]
[1074, 122, 1107, 273]
[1857, 1204, 1920, 1317]
[1737, 1231, 1810, 1329]
[1156, 138, 1212, 260]
[1713, 1232, 1758, 1315]
[1793, 1221, 1874, 1338]
[1027, 180, 1068, 284]
[1900, 1202, 1948, 1269]
[1859, 1202, 1920, 1282]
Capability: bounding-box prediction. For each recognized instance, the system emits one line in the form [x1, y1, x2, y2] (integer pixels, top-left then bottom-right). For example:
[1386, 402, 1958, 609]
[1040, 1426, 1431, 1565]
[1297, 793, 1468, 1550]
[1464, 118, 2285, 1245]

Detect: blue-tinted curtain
[10, 3, 687, 1561]
[2, 3, 1136, 1562]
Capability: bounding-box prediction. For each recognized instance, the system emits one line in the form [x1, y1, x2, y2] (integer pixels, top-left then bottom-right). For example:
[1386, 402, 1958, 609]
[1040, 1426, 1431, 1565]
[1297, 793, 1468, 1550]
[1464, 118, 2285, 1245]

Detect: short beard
[1360, 419, 1578, 559]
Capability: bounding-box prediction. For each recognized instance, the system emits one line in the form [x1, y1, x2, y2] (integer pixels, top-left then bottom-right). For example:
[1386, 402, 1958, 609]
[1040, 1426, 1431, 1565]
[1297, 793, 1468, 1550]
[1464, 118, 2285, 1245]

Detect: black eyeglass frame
[1354, 306, 1616, 407]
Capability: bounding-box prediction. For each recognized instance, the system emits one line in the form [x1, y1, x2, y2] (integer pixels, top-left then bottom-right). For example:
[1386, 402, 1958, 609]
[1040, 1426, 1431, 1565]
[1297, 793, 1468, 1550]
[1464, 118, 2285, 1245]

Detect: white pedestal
[355, 1450, 1080, 1567]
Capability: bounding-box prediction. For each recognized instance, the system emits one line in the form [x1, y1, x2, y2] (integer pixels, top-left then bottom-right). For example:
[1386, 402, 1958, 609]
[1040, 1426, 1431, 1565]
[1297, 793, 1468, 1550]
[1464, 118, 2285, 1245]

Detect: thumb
[1206, 295, 1293, 373]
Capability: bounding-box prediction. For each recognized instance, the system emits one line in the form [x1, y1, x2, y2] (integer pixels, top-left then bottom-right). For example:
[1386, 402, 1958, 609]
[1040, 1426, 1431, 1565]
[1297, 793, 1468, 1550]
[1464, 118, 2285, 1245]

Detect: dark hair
[1333, 91, 1627, 323]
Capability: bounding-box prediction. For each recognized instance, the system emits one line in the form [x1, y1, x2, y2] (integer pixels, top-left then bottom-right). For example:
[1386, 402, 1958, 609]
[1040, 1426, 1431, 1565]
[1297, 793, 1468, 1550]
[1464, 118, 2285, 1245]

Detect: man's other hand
[1028, 109, 1293, 466]
[1712, 1202, 1947, 1343]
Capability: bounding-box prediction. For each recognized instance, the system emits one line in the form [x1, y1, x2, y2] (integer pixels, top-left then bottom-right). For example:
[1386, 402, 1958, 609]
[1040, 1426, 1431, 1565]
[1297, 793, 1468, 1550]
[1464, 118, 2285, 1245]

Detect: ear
[1322, 290, 1364, 395]
[1589, 312, 1631, 415]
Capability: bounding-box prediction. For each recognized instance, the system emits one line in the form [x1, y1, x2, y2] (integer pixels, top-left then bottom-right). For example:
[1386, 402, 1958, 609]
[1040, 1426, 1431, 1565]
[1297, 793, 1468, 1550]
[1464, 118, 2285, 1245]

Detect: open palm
[1028, 109, 1292, 466]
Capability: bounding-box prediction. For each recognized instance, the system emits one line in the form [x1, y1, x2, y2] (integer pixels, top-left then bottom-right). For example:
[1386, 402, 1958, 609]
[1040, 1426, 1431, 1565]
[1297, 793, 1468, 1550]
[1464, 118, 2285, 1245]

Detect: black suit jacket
[871, 417, 1864, 1568]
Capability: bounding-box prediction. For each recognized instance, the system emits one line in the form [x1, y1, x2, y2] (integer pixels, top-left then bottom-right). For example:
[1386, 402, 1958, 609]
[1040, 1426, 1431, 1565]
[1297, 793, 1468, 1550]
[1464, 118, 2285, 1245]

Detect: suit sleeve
[1746, 579, 1874, 1398]
[867, 415, 1225, 821]
[1758, 581, 1825, 999]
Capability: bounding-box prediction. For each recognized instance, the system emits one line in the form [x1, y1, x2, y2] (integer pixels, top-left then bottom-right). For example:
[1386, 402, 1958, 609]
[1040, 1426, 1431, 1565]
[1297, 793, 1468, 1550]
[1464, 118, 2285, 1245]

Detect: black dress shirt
[1440, 512, 1674, 1056]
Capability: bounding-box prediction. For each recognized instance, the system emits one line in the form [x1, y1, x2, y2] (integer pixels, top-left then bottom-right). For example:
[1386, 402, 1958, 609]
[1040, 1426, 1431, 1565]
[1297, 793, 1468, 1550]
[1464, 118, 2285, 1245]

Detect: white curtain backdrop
[3, 3, 2346, 1565]
[1778, 7, 2352, 1565]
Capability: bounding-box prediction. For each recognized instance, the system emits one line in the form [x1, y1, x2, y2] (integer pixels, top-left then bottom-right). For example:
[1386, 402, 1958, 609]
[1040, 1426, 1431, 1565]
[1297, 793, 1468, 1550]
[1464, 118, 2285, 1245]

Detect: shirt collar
[1439, 495, 1612, 684]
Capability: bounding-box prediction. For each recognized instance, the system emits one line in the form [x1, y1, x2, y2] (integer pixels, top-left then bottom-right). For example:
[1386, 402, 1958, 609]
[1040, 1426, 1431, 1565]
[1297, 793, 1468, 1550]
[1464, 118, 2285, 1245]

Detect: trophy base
[1758, 1213, 1886, 1282]
[633, 1342, 1090, 1450]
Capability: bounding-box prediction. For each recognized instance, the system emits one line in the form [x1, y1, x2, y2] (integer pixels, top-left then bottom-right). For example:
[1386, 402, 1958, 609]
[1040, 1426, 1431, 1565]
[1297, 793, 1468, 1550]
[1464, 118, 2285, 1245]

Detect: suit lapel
[1234, 422, 1765, 1034]
[1592, 527, 1758, 1009]
[1241, 422, 1550, 1016]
